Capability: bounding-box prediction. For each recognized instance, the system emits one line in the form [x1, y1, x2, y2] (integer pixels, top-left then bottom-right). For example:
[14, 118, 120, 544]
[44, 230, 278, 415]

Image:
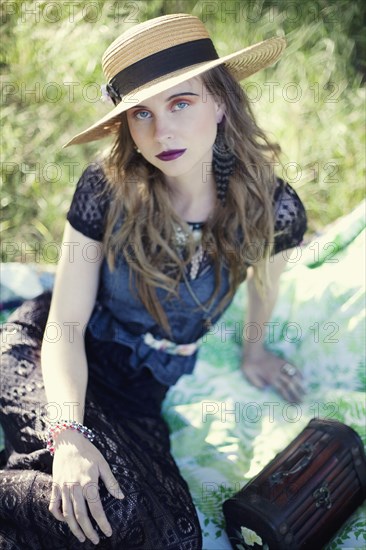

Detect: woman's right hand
[49, 429, 124, 545]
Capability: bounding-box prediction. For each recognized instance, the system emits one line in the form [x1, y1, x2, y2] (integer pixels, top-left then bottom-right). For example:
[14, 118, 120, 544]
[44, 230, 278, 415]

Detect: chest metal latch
[313, 482, 332, 510]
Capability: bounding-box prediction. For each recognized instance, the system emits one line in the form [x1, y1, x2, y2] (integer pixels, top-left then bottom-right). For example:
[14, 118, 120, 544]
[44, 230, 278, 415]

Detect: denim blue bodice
[67, 163, 307, 387]
[87, 254, 231, 386]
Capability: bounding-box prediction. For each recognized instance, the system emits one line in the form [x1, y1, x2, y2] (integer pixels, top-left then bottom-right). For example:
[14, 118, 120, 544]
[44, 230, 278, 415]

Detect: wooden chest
[223, 419, 366, 549]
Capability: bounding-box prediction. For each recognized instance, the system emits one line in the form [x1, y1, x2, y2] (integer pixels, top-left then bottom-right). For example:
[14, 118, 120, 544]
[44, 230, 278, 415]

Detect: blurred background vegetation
[1, 0, 365, 263]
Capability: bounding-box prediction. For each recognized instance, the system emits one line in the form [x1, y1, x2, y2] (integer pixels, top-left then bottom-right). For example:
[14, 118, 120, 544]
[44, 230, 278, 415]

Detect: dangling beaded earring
[212, 120, 236, 205]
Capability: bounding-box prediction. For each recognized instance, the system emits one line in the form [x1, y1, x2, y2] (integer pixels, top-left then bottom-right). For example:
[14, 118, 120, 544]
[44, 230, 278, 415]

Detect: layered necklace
[174, 221, 205, 280]
[174, 221, 214, 329]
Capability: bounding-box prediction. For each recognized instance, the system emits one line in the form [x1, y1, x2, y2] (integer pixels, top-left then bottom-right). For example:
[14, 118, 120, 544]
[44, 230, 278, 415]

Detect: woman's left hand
[240, 348, 305, 403]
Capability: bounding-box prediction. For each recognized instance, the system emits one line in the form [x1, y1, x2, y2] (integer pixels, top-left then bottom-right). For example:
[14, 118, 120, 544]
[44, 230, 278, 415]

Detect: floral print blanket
[1, 201, 365, 549]
[162, 201, 366, 549]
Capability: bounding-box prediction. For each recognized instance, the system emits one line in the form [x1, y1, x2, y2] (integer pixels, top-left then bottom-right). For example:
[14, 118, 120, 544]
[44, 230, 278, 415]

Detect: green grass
[1, 0, 365, 262]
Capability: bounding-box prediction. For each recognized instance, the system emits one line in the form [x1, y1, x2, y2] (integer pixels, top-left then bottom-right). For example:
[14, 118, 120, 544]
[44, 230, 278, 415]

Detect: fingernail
[105, 529, 112, 537]
[79, 537, 85, 543]
[92, 538, 99, 545]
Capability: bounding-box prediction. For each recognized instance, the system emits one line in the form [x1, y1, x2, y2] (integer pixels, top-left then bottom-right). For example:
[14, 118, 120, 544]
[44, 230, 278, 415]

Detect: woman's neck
[164, 165, 216, 223]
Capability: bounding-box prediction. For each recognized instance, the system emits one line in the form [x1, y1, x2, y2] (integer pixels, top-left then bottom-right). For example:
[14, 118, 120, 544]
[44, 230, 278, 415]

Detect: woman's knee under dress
[0, 292, 202, 549]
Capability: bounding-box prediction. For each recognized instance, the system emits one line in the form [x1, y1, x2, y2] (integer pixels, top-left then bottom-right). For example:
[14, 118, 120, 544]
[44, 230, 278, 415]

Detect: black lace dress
[0, 165, 307, 550]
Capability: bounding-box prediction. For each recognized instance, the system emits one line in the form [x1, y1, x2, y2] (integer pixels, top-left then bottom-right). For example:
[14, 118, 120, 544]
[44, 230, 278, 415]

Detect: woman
[0, 13, 307, 549]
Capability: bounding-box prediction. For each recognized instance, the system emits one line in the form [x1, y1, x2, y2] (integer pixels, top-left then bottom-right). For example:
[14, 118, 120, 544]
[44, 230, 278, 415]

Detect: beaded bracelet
[46, 420, 95, 456]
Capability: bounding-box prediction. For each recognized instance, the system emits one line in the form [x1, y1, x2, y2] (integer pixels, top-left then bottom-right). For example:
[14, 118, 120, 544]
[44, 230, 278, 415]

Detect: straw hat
[64, 13, 286, 147]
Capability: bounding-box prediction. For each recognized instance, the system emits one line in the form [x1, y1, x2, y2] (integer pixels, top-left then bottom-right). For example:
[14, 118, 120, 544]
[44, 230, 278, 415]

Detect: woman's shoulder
[273, 177, 306, 220]
[271, 176, 307, 253]
[66, 161, 111, 242]
[75, 161, 109, 193]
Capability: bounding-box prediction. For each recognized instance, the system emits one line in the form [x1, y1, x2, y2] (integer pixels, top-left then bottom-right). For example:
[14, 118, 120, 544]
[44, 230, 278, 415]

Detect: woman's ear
[216, 103, 226, 124]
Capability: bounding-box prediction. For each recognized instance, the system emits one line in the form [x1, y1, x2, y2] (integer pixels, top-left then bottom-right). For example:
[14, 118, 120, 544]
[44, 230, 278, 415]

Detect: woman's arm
[241, 252, 305, 402]
[41, 221, 123, 545]
[41, 221, 102, 422]
[243, 253, 288, 359]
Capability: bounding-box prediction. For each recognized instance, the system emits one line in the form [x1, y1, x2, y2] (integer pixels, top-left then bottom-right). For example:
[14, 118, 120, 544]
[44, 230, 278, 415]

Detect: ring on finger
[280, 362, 297, 377]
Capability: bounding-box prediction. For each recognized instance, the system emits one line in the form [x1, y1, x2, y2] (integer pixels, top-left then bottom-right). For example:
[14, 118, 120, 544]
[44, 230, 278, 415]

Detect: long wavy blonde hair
[101, 65, 281, 336]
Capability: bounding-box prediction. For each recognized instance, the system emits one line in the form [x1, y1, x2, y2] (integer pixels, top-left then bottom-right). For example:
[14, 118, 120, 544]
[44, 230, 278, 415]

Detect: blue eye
[135, 110, 150, 120]
[174, 101, 189, 110]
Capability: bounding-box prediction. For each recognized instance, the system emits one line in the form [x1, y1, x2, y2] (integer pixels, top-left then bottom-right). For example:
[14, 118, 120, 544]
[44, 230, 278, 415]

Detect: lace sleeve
[66, 163, 110, 242]
[272, 178, 307, 255]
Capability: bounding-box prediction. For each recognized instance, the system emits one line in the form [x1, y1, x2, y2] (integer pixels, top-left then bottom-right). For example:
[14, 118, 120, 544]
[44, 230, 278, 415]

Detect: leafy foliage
[1, 0, 365, 261]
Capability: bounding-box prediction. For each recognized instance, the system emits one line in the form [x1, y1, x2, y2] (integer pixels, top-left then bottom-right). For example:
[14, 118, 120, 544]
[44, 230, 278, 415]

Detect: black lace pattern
[66, 163, 110, 242]
[66, 165, 307, 278]
[0, 293, 202, 549]
[272, 177, 307, 255]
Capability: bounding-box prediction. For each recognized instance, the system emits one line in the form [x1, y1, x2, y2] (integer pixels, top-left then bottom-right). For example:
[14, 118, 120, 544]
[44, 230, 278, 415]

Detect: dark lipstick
[156, 149, 186, 161]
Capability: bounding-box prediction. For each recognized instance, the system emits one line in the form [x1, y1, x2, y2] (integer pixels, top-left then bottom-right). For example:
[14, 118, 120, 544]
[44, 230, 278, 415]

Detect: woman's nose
[153, 116, 174, 143]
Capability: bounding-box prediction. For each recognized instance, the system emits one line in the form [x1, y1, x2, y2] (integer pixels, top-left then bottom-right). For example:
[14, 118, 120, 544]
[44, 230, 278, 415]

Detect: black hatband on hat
[106, 38, 219, 105]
